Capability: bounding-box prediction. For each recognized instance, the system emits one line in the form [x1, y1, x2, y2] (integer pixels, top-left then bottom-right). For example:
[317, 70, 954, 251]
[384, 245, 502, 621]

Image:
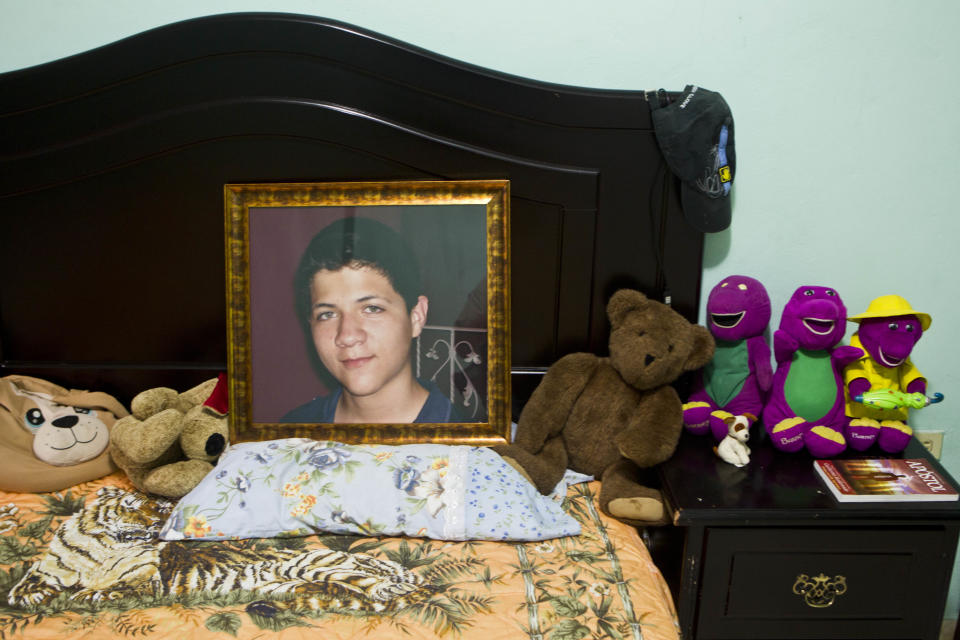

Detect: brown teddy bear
[109, 375, 229, 498]
[494, 289, 714, 525]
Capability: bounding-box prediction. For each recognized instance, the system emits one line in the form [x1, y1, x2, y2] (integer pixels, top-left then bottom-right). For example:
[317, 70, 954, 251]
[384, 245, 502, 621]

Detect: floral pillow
[159, 439, 583, 542]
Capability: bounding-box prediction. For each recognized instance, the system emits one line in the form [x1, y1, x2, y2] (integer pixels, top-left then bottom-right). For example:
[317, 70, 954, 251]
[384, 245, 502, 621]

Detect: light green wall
[4, 0, 960, 619]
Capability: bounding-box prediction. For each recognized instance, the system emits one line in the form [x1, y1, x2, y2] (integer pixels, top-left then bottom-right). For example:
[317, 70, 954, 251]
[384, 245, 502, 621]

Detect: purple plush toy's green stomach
[783, 349, 836, 423]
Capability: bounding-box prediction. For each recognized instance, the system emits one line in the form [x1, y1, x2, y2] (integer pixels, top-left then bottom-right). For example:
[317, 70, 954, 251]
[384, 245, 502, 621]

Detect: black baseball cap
[650, 85, 735, 233]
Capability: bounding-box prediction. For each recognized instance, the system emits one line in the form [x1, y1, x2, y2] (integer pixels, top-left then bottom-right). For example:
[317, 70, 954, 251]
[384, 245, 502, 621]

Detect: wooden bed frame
[0, 17, 701, 638]
[0, 12, 703, 418]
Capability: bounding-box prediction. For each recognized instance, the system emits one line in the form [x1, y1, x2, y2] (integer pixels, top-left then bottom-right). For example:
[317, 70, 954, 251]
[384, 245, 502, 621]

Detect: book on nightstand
[814, 458, 959, 502]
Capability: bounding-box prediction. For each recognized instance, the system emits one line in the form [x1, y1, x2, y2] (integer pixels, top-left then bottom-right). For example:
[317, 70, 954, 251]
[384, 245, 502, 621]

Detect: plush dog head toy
[0, 375, 126, 492]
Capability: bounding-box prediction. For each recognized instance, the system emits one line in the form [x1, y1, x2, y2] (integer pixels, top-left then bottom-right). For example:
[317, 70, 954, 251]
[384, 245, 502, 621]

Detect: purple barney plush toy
[683, 275, 772, 440]
[843, 295, 930, 453]
[762, 286, 863, 458]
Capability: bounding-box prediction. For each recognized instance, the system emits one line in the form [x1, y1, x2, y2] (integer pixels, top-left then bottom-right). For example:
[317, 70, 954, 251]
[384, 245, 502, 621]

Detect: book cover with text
[814, 458, 959, 502]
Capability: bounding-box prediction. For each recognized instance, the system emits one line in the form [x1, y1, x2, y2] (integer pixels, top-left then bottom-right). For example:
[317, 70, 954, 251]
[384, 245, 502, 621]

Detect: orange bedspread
[0, 473, 678, 639]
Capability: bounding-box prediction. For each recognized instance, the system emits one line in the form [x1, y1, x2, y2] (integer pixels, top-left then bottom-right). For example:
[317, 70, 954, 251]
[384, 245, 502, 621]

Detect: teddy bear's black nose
[52, 415, 79, 429]
[205, 433, 226, 457]
[645, 354, 655, 366]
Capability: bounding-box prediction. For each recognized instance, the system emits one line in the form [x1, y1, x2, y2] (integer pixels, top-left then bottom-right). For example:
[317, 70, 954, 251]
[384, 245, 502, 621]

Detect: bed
[0, 469, 681, 639]
[0, 12, 704, 639]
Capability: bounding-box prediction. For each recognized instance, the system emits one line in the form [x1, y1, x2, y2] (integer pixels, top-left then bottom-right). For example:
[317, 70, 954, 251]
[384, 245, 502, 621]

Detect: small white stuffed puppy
[714, 413, 755, 467]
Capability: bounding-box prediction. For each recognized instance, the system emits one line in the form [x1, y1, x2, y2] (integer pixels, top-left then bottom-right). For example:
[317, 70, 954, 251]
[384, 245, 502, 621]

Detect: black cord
[647, 158, 672, 306]
[647, 89, 674, 306]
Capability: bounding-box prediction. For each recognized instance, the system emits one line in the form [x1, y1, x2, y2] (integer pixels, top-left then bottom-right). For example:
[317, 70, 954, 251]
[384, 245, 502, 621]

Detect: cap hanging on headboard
[650, 85, 735, 233]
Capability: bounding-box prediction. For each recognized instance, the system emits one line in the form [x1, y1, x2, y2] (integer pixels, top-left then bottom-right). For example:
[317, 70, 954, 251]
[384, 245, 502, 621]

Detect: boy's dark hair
[294, 217, 422, 325]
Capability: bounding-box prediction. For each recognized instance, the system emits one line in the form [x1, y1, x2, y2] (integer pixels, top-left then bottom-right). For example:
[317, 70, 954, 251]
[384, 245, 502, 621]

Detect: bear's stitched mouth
[877, 346, 905, 367]
[802, 318, 834, 335]
[711, 311, 745, 329]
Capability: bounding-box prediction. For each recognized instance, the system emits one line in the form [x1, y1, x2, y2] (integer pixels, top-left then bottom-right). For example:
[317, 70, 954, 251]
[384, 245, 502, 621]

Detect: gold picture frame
[224, 180, 510, 445]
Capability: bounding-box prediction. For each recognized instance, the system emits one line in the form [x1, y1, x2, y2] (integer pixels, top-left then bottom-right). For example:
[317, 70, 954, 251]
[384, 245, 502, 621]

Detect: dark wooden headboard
[0, 13, 703, 416]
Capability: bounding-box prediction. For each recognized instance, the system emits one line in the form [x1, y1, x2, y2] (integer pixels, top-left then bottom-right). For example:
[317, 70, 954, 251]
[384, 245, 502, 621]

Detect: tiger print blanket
[0, 472, 678, 639]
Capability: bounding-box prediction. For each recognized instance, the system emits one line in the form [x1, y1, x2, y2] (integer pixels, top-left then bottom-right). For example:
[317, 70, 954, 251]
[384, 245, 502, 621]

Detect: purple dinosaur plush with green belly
[683, 275, 772, 440]
[843, 295, 931, 453]
[762, 286, 862, 457]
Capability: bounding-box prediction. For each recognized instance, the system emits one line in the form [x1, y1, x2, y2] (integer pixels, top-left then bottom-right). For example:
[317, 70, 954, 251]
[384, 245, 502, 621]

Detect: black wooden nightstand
[657, 431, 960, 640]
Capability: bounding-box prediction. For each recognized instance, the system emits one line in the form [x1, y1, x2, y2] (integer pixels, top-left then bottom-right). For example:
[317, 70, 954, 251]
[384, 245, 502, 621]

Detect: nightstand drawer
[696, 527, 950, 640]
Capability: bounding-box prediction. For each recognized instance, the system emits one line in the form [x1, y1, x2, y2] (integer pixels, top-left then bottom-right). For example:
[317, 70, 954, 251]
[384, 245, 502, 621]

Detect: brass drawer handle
[793, 573, 847, 608]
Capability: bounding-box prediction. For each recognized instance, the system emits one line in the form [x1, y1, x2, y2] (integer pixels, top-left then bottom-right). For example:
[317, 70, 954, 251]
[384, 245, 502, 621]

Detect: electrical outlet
[916, 431, 944, 460]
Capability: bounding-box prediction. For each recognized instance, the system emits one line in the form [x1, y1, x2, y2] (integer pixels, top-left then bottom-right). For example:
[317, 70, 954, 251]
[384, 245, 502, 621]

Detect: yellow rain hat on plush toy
[848, 294, 931, 331]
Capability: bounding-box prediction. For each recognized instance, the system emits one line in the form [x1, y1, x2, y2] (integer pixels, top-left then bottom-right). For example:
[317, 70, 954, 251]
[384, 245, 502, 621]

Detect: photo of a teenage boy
[280, 217, 462, 424]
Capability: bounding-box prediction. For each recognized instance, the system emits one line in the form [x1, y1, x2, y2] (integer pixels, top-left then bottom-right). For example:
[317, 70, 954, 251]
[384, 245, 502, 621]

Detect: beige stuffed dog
[109, 376, 229, 498]
[0, 375, 126, 492]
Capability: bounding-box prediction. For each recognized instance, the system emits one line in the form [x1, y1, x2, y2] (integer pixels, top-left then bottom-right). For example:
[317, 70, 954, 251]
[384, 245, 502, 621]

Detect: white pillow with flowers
[159, 439, 581, 542]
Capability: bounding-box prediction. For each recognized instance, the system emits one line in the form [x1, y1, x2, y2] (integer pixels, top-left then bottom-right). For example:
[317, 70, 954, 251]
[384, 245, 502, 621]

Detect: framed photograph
[224, 180, 510, 445]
